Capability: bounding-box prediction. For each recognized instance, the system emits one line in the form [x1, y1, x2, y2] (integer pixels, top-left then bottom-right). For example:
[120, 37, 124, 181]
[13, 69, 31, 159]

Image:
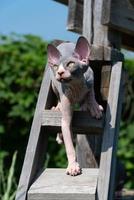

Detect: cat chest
[65, 82, 88, 104]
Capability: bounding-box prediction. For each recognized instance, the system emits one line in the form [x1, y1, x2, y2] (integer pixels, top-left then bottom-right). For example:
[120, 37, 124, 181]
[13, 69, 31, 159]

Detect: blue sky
[0, 0, 79, 42]
[0, 0, 133, 58]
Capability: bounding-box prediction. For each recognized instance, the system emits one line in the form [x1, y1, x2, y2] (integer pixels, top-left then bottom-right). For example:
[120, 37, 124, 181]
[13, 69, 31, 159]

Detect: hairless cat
[47, 36, 103, 176]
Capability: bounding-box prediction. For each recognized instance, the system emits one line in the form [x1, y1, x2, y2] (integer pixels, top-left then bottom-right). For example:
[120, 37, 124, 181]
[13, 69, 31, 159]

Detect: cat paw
[89, 101, 103, 119]
[66, 161, 82, 176]
[51, 104, 61, 111]
[80, 101, 103, 119]
[56, 133, 64, 144]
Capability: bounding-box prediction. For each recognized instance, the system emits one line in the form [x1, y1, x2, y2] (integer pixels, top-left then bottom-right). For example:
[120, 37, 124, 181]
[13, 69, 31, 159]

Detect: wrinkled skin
[47, 36, 103, 176]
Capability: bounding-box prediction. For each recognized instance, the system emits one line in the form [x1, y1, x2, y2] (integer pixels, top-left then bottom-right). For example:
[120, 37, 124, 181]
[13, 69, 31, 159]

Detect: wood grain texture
[15, 66, 53, 200]
[102, 0, 134, 35]
[59, 0, 133, 50]
[67, 0, 83, 34]
[76, 134, 100, 168]
[41, 110, 104, 134]
[97, 62, 123, 200]
[93, 0, 122, 48]
[82, 0, 93, 44]
[28, 168, 98, 200]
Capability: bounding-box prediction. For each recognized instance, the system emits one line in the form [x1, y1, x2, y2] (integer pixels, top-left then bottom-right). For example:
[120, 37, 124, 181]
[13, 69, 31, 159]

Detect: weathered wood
[63, 0, 133, 50]
[67, 0, 83, 34]
[41, 110, 104, 134]
[97, 62, 123, 200]
[28, 168, 99, 200]
[15, 66, 53, 200]
[102, 0, 134, 36]
[76, 134, 100, 167]
[90, 46, 123, 61]
[93, 0, 122, 48]
[101, 65, 111, 100]
[82, 0, 93, 44]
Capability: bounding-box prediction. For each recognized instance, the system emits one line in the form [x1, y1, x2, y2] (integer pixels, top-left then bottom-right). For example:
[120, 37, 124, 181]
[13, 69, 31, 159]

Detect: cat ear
[74, 36, 91, 63]
[47, 44, 61, 66]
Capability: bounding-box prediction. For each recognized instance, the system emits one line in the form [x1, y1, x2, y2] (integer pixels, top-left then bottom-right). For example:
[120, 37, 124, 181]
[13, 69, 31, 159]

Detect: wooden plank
[63, 0, 133, 50]
[41, 110, 104, 134]
[67, 0, 83, 34]
[102, 0, 134, 36]
[28, 168, 98, 200]
[93, 0, 122, 48]
[90, 46, 123, 61]
[15, 66, 53, 200]
[97, 62, 123, 200]
[83, 0, 93, 44]
[76, 134, 100, 168]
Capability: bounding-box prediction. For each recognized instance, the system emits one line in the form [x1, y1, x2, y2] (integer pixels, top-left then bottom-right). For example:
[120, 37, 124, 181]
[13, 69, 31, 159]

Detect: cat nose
[57, 65, 65, 76]
[58, 71, 64, 75]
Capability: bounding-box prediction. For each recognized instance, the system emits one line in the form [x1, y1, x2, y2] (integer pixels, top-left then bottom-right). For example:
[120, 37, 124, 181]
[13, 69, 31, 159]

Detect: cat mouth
[58, 77, 72, 83]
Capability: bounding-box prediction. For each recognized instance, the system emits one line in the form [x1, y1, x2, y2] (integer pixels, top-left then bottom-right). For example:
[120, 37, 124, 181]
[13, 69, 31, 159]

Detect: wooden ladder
[15, 48, 124, 200]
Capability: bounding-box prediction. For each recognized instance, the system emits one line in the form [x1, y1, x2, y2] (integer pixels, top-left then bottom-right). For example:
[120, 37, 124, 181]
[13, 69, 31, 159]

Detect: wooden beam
[66, 0, 134, 50]
[102, 0, 134, 36]
[28, 168, 99, 200]
[15, 66, 53, 200]
[41, 110, 104, 134]
[67, 0, 83, 34]
[97, 62, 123, 200]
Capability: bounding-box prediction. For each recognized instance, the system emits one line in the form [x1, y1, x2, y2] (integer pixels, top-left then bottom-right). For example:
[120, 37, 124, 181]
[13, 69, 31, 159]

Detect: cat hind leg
[51, 102, 64, 144]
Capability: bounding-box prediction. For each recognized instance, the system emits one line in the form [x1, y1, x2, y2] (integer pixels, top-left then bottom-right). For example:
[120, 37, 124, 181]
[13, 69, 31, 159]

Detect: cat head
[47, 36, 91, 83]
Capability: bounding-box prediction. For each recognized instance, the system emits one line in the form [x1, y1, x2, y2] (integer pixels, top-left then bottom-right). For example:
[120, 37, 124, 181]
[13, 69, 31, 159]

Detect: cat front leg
[61, 95, 81, 176]
[81, 86, 103, 119]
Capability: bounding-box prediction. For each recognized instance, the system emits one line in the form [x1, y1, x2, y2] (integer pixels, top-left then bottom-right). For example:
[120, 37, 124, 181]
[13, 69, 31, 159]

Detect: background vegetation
[0, 34, 133, 198]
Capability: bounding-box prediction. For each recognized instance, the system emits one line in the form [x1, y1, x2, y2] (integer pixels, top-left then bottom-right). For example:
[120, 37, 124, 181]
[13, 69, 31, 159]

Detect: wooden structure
[16, 0, 134, 200]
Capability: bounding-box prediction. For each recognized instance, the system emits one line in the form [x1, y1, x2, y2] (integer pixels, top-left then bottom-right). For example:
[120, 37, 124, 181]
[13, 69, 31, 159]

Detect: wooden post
[15, 66, 53, 200]
[97, 62, 123, 200]
[76, 0, 123, 196]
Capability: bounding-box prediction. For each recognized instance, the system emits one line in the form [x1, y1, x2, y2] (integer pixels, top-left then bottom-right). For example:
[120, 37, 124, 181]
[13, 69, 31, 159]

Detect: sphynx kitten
[47, 36, 103, 176]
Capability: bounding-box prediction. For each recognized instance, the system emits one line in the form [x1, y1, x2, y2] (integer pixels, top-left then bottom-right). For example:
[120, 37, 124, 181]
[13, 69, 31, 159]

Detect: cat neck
[62, 78, 88, 104]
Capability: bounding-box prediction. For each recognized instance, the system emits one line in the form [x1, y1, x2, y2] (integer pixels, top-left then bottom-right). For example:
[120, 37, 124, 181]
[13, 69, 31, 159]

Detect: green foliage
[118, 123, 134, 188]
[117, 58, 134, 189]
[0, 33, 47, 122]
[0, 151, 17, 200]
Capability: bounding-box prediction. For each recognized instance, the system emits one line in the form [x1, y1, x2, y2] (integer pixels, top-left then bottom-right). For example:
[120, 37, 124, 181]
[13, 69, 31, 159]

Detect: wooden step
[41, 110, 104, 134]
[28, 168, 99, 200]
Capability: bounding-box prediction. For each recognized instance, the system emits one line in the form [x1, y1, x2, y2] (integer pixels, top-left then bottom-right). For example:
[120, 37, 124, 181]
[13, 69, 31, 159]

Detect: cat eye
[53, 64, 58, 70]
[67, 61, 75, 68]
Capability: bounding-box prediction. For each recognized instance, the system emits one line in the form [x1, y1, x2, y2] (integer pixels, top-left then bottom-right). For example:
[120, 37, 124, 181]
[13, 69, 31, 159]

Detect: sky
[0, 0, 133, 58]
[0, 0, 79, 42]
